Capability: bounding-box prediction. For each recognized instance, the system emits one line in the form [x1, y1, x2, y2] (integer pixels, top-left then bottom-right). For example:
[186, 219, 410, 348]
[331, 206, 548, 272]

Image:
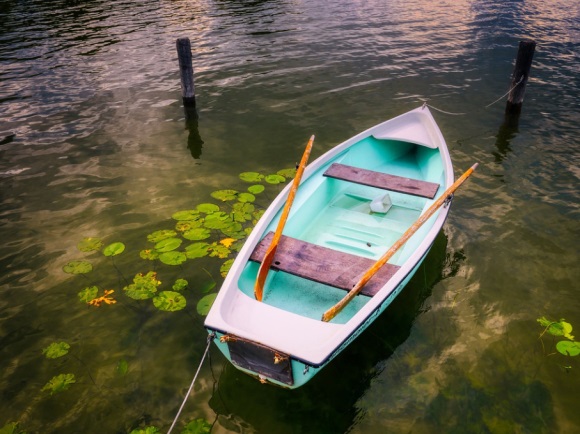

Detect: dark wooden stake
[176, 37, 196, 107]
[506, 40, 536, 113]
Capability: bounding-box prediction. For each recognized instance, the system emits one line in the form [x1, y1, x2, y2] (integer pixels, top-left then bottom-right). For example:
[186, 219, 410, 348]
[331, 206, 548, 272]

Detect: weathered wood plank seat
[323, 163, 440, 199]
[250, 232, 400, 297]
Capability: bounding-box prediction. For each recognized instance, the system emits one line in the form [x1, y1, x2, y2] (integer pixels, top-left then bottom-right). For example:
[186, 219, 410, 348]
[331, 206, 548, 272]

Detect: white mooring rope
[167, 333, 214, 434]
[485, 75, 524, 108]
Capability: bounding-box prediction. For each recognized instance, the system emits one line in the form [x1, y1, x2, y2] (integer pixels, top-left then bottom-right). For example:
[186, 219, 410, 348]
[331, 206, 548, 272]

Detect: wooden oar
[321, 163, 478, 322]
[254, 135, 315, 301]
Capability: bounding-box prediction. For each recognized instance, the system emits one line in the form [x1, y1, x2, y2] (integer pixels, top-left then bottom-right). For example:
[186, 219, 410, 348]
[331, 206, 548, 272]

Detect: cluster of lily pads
[9, 168, 295, 433]
[60, 168, 295, 316]
[537, 316, 580, 362]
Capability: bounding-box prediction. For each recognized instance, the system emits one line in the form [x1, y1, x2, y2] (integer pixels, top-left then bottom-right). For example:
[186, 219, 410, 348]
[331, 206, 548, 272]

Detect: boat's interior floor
[237, 143, 444, 324]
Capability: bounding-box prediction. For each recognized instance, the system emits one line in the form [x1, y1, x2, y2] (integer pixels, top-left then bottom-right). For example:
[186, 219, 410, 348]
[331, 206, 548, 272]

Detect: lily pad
[183, 228, 211, 241]
[182, 418, 212, 434]
[63, 260, 92, 274]
[153, 291, 186, 312]
[265, 174, 285, 184]
[231, 202, 255, 222]
[196, 203, 220, 214]
[220, 259, 234, 278]
[172, 210, 201, 221]
[124, 272, 160, 300]
[139, 249, 159, 260]
[204, 212, 231, 230]
[239, 172, 264, 182]
[147, 230, 177, 243]
[185, 242, 211, 258]
[197, 293, 217, 315]
[159, 251, 187, 265]
[556, 341, 580, 357]
[42, 341, 70, 359]
[538, 317, 574, 340]
[209, 243, 230, 259]
[248, 184, 265, 194]
[175, 220, 203, 232]
[41, 373, 75, 395]
[277, 167, 297, 178]
[78, 286, 99, 303]
[77, 237, 103, 252]
[211, 189, 238, 201]
[103, 242, 125, 257]
[237, 192, 256, 203]
[173, 278, 188, 291]
[154, 237, 182, 252]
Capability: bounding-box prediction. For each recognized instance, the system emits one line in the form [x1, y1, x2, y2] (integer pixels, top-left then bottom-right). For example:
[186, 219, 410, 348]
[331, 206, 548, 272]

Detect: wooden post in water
[176, 37, 196, 107]
[506, 39, 536, 114]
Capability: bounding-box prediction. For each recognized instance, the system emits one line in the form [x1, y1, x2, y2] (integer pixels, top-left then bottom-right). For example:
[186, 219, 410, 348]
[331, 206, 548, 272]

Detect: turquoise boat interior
[237, 136, 446, 324]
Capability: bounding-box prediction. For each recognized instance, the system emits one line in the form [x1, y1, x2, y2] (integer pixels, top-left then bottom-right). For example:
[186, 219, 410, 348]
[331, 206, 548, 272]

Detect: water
[1, 0, 579, 432]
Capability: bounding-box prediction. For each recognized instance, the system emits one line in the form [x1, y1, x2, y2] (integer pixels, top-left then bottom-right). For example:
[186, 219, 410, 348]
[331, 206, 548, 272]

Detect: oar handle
[321, 163, 478, 322]
[254, 135, 315, 301]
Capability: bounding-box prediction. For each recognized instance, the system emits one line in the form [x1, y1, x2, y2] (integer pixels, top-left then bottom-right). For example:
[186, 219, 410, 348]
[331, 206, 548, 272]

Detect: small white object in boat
[370, 193, 392, 213]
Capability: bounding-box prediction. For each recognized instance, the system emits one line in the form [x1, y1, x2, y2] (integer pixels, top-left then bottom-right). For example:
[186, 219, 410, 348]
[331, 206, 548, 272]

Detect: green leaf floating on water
[159, 251, 187, 265]
[556, 341, 580, 356]
[209, 243, 230, 259]
[175, 220, 203, 232]
[183, 228, 211, 241]
[140, 249, 159, 260]
[181, 418, 212, 434]
[538, 317, 574, 340]
[211, 189, 238, 201]
[147, 229, 177, 243]
[173, 278, 188, 291]
[172, 209, 201, 221]
[204, 212, 231, 230]
[129, 427, 160, 434]
[154, 237, 182, 252]
[103, 242, 125, 257]
[153, 291, 186, 312]
[265, 174, 286, 184]
[248, 184, 265, 194]
[197, 293, 217, 316]
[237, 192, 255, 203]
[196, 203, 220, 214]
[63, 260, 92, 274]
[239, 172, 264, 182]
[185, 242, 211, 258]
[78, 286, 99, 302]
[124, 272, 160, 300]
[41, 373, 75, 395]
[277, 167, 297, 178]
[42, 341, 70, 359]
[77, 237, 103, 252]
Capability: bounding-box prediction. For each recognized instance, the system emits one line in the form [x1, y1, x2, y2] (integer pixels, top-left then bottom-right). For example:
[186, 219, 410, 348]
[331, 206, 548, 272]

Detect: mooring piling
[176, 37, 196, 107]
[506, 39, 536, 113]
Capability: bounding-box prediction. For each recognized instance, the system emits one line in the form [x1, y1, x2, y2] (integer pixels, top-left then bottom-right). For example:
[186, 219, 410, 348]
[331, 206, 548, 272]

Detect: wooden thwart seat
[324, 163, 440, 199]
[250, 232, 400, 297]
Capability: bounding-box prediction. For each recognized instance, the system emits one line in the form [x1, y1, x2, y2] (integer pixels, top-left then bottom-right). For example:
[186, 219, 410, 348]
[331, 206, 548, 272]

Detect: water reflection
[493, 106, 521, 163]
[209, 231, 456, 433]
[184, 106, 205, 159]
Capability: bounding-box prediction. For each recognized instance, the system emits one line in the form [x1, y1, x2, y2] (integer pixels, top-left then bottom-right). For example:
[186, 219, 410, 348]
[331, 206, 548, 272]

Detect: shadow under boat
[209, 229, 462, 433]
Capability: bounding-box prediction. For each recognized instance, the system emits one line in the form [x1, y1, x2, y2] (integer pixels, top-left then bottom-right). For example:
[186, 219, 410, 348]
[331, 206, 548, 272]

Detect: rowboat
[205, 106, 465, 388]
